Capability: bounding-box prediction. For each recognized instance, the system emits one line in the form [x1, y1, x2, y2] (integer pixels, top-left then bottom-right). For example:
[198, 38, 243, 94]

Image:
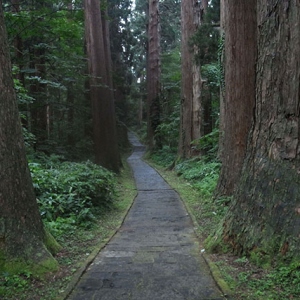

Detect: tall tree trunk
[179, 0, 206, 158]
[221, 0, 300, 262]
[84, 0, 121, 172]
[147, 0, 161, 149]
[0, 2, 58, 274]
[197, 0, 211, 143]
[29, 48, 49, 146]
[11, 0, 25, 85]
[28, 1, 50, 147]
[102, 6, 123, 164]
[215, 0, 256, 196]
[218, 0, 225, 160]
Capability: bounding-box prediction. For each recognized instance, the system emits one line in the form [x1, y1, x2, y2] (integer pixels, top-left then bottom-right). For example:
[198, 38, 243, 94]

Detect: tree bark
[215, 0, 256, 196]
[11, 0, 25, 85]
[218, 0, 225, 160]
[147, 0, 161, 149]
[179, 0, 206, 158]
[222, 0, 300, 262]
[28, 1, 50, 147]
[84, 0, 121, 172]
[0, 2, 58, 274]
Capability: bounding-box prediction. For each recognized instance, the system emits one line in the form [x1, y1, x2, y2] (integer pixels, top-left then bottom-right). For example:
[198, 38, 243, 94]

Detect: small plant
[150, 145, 177, 167]
[231, 262, 300, 299]
[234, 256, 249, 265]
[174, 157, 220, 188]
[0, 271, 33, 298]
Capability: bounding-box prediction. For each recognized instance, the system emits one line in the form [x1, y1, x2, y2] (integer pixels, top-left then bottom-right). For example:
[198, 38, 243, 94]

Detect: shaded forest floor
[1, 153, 299, 299]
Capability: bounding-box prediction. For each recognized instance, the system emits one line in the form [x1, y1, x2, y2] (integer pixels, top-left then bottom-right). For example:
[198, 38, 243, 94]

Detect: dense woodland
[0, 0, 300, 298]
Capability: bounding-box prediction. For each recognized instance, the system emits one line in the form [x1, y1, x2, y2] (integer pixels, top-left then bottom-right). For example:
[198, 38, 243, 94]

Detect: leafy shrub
[175, 158, 220, 195]
[29, 160, 116, 224]
[201, 63, 220, 90]
[0, 271, 33, 298]
[154, 108, 180, 149]
[191, 128, 219, 158]
[236, 262, 300, 299]
[150, 146, 177, 167]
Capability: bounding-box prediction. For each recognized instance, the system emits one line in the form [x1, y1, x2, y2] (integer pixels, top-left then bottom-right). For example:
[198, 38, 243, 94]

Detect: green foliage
[13, 70, 34, 106]
[201, 63, 220, 90]
[0, 271, 33, 298]
[45, 216, 78, 237]
[160, 0, 181, 51]
[109, 0, 135, 124]
[154, 109, 180, 149]
[0, 159, 136, 299]
[150, 146, 177, 167]
[29, 159, 116, 225]
[22, 127, 37, 149]
[187, 2, 221, 150]
[153, 49, 181, 149]
[4, 2, 90, 158]
[205, 0, 220, 24]
[12, 71, 37, 149]
[235, 262, 300, 299]
[192, 128, 219, 158]
[175, 158, 221, 195]
[191, 24, 220, 66]
[161, 49, 181, 91]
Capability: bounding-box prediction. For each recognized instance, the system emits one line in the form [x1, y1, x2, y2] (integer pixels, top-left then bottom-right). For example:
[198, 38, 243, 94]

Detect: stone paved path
[67, 133, 224, 300]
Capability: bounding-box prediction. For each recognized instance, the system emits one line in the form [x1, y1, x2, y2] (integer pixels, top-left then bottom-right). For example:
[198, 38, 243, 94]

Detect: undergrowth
[174, 157, 220, 196]
[29, 157, 116, 226]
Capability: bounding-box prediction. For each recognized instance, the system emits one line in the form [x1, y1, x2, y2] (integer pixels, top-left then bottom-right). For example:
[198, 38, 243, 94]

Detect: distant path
[67, 132, 224, 300]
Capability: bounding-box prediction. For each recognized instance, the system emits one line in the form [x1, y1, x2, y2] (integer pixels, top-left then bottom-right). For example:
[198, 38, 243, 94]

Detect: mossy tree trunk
[0, 2, 59, 274]
[221, 0, 300, 263]
[215, 0, 256, 196]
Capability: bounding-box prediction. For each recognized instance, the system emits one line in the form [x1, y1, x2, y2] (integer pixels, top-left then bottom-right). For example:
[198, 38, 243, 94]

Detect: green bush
[150, 146, 177, 167]
[191, 128, 219, 159]
[235, 262, 300, 299]
[174, 158, 220, 196]
[29, 160, 116, 224]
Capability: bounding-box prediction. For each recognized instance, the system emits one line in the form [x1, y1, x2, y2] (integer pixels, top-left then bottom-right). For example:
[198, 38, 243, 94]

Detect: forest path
[67, 133, 224, 300]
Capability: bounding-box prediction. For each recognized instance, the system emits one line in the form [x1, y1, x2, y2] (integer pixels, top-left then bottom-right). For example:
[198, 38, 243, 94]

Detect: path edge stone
[179, 191, 233, 298]
[176, 188, 233, 299]
[57, 190, 138, 300]
[146, 159, 233, 299]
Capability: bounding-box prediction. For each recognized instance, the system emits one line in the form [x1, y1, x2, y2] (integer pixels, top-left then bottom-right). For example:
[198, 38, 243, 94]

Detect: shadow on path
[67, 133, 224, 300]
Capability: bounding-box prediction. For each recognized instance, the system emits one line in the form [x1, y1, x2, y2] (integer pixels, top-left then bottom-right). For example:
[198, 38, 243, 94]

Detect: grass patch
[0, 158, 136, 300]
